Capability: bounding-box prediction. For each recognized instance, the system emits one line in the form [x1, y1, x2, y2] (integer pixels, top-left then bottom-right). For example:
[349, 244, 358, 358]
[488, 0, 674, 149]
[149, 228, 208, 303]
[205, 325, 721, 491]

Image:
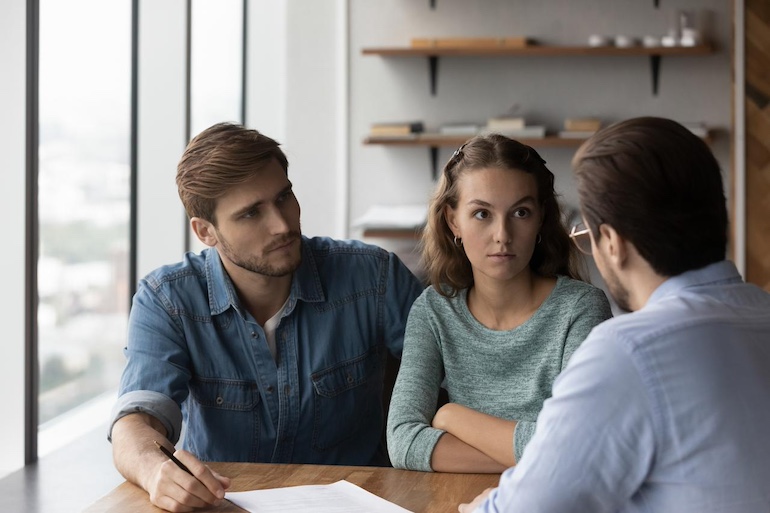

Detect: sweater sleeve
[386, 292, 446, 471]
[513, 285, 613, 463]
[562, 287, 613, 370]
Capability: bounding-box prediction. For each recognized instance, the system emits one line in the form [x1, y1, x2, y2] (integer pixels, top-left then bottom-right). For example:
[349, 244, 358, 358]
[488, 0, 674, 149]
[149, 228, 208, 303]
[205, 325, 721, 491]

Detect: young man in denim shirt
[461, 117, 770, 513]
[109, 123, 424, 511]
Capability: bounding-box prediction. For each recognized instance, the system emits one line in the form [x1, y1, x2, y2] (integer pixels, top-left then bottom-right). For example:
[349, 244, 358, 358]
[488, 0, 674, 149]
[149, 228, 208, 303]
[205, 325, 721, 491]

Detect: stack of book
[558, 118, 602, 139]
[438, 122, 482, 137]
[482, 116, 546, 139]
[369, 121, 424, 139]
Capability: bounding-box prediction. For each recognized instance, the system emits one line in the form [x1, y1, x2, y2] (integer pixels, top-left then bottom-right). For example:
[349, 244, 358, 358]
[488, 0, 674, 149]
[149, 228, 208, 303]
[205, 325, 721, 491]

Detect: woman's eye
[513, 208, 530, 218]
[473, 210, 489, 220]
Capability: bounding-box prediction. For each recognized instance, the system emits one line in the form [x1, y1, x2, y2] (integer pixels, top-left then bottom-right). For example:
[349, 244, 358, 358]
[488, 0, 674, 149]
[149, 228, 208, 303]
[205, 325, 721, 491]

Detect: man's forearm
[111, 413, 169, 492]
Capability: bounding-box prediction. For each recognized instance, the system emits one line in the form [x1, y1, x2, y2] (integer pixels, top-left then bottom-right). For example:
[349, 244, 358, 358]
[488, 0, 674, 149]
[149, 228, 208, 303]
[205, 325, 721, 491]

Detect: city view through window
[38, 0, 131, 431]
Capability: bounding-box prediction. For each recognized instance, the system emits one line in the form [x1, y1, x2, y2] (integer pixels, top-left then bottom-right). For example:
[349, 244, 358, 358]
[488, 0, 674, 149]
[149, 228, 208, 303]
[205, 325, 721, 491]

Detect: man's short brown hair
[572, 117, 727, 277]
[176, 122, 289, 223]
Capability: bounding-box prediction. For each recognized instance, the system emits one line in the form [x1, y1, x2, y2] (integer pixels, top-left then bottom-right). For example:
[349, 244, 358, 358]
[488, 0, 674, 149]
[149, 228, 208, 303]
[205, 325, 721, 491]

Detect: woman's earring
[453, 236, 463, 247]
[536, 233, 542, 244]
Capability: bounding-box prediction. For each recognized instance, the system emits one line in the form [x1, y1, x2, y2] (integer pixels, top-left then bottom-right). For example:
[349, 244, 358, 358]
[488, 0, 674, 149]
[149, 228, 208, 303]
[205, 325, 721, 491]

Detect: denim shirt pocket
[311, 348, 382, 451]
[187, 377, 261, 461]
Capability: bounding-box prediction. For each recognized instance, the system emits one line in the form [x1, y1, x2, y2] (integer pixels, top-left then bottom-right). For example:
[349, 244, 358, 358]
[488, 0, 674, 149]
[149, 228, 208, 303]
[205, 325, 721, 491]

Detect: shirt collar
[204, 236, 326, 316]
[647, 260, 742, 307]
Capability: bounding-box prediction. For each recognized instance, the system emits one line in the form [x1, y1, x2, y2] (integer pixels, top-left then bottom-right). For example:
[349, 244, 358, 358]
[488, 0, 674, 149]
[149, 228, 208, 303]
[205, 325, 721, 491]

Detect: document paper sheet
[226, 479, 413, 513]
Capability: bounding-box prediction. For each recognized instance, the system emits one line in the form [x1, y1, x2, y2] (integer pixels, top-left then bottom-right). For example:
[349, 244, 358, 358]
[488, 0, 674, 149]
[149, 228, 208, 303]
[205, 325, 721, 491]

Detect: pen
[154, 440, 193, 475]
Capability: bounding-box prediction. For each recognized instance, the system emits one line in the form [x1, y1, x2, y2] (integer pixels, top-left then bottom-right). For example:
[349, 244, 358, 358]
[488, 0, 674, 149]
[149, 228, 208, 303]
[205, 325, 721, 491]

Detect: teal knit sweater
[387, 276, 612, 470]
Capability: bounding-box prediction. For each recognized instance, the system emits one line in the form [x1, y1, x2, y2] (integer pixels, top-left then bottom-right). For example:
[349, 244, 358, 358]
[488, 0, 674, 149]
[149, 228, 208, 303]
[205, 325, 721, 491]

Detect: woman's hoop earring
[453, 236, 463, 247]
[536, 233, 542, 244]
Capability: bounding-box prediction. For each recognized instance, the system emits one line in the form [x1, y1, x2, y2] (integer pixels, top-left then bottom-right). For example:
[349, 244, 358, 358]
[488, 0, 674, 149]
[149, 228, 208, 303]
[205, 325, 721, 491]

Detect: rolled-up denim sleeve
[108, 390, 183, 443]
[108, 278, 193, 444]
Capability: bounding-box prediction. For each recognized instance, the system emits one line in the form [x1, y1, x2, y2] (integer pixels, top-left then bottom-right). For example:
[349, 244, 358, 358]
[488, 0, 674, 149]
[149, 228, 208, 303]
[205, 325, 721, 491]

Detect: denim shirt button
[266, 385, 274, 393]
[215, 396, 224, 405]
[346, 373, 354, 384]
[251, 331, 257, 338]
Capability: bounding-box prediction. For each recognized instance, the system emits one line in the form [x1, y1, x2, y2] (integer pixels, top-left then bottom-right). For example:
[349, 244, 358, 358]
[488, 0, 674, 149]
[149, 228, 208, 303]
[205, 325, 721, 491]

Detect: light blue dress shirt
[477, 260, 770, 513]
[109, 236, 424, 466]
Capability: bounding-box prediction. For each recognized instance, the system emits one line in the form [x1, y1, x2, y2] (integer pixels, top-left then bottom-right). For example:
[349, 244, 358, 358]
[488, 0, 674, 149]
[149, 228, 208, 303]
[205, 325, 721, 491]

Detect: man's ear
[598, 224, 629, 267]
[190, 217, 218, 247]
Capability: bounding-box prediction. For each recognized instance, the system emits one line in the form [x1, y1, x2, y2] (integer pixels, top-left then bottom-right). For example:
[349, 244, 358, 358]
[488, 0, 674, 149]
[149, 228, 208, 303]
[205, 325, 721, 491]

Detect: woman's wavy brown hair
[421, 134, 584, 297]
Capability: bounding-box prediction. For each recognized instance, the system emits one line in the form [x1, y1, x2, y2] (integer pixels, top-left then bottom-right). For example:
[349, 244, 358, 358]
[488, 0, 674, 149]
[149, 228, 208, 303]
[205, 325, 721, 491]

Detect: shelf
[362, 227, 423, 240]
[365, 131, 712, 179]
[365, 135, 588, 179]
[364, 134, 588, 147]
[362, 44, 714, 95]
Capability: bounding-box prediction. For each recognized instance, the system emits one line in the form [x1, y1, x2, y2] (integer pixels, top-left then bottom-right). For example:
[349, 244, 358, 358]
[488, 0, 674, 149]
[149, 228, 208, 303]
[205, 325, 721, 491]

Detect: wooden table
[83, 462, 501, 512]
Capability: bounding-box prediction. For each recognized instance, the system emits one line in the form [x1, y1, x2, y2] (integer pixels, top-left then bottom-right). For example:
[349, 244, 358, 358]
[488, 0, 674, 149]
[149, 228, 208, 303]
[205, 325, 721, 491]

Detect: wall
[0, 0, 28, 477]
[348, 0, 733, 263]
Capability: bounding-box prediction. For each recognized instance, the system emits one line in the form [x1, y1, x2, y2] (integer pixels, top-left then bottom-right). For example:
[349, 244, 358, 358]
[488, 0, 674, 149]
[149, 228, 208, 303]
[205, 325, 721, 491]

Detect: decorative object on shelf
[588, 34, 612, 48]
[614, 35, 639, 48]
[643, 35, 662, 48]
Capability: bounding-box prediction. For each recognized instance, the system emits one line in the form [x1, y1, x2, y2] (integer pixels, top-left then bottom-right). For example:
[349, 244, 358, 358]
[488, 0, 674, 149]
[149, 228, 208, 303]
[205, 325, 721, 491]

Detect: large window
[37, 0, 131, 450]
[189, 0, 244, 252]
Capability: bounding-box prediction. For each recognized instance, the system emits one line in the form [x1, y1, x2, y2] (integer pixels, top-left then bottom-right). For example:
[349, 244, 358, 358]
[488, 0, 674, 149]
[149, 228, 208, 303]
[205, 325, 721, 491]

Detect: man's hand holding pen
[151, 440, 231, 512]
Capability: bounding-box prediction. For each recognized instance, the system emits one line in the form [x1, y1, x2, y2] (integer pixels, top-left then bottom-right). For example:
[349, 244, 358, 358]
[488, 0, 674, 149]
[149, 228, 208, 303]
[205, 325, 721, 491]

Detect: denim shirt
[110, 236, 424, 466]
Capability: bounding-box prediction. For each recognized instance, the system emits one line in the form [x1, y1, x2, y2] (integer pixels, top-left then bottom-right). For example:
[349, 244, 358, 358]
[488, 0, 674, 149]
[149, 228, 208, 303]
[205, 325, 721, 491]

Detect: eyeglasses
[569, 222, 593, 256]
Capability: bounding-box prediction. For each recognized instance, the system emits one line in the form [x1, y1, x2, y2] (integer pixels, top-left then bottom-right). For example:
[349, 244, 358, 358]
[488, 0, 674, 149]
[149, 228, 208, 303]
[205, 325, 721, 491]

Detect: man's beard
[219, 231, 302, 277]
[602, 263, 632, 313]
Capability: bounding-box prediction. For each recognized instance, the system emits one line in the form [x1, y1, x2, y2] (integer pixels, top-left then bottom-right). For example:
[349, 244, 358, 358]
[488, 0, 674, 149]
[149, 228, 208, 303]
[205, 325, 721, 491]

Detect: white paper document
[226, 479, 413, 513]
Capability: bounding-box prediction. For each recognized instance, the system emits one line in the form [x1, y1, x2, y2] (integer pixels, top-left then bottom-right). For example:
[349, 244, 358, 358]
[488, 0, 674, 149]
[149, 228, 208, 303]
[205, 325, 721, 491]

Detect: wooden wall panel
[746, 0, 770, 291]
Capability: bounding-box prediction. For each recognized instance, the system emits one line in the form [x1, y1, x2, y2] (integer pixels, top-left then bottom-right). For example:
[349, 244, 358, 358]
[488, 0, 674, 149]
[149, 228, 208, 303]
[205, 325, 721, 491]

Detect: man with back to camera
[460, 117, 770, 512]
[109, 122, 424, 511]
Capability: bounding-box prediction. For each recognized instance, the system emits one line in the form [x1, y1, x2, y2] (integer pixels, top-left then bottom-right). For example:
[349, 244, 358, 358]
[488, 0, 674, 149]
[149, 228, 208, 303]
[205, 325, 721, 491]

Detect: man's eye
[242, 209, 258, 219]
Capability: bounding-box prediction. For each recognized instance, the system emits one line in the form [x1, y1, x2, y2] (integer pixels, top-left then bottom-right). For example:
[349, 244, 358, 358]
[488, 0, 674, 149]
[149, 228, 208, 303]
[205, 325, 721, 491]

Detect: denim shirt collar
[204, 236, 326, 316]
[647, 260, 742, 307]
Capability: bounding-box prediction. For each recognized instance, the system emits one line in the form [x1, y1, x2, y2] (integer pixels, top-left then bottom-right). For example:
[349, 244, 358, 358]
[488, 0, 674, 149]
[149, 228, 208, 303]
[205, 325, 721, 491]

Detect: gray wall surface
[349, 0, 732, 233]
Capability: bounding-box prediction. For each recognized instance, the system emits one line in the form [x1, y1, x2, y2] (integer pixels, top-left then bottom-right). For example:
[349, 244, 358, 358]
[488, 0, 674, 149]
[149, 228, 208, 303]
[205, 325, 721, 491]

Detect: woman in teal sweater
[387, 134, 612, 473]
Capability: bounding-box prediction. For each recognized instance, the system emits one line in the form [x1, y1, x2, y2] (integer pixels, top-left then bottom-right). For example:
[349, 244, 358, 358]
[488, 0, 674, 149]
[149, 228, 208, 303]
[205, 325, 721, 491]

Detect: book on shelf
[411, 37, 531, 49]
[353, 204, 427, 231]
[558, 130, 597, 139]
[369, 121, 424, 137]
[439, 122, 481, 136]
[564, 118, 602, 132]
[482, 125, 546, 139]
[486, 116, 526, 131]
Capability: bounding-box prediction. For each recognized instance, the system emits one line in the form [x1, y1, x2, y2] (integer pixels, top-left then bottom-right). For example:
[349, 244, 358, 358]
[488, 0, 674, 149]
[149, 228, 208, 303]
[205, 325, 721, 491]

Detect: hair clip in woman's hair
[451, 143, 467, 161]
